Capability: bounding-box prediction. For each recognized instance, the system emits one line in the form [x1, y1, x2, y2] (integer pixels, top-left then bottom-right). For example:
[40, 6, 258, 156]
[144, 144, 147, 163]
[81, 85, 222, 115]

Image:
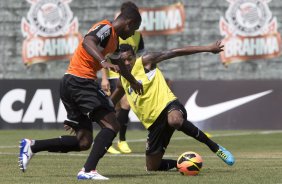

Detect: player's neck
[112, 19, 124, 36]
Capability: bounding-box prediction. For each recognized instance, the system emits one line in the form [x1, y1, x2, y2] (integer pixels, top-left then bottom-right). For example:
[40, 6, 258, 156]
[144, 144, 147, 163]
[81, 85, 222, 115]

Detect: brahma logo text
[219, 0, 281, 65]
[21, 0, 82, 65]
[138, 3, 185, 36]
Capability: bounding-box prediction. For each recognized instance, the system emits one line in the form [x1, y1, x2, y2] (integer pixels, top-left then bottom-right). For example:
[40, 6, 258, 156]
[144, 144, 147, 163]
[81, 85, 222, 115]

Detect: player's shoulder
[87, 20, 113, 42]
[90, 20, 112, 33]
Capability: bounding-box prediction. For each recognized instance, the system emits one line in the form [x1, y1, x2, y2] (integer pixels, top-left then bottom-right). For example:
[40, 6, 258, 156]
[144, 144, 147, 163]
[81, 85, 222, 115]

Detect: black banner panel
[0, 80, 281, 130]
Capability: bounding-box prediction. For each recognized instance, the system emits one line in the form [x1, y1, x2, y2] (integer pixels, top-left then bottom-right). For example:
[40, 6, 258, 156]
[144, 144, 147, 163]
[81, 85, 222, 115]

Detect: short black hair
[117, 2, 141, 23]
[121, 1, 138, 11]
[119, 44, 135, 55]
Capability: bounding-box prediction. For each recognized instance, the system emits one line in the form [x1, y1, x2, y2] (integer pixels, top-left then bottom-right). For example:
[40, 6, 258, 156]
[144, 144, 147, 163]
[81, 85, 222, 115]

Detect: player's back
[67, 20, 118, 79]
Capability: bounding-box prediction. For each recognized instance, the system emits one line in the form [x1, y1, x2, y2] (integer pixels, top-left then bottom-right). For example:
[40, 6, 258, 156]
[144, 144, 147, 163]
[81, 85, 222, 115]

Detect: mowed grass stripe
[0, 130, 282, 184]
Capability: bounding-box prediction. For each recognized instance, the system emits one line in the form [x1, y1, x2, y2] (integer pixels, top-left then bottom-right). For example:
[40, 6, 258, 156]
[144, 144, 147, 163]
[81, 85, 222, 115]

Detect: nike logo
[185, 90, 272, 122]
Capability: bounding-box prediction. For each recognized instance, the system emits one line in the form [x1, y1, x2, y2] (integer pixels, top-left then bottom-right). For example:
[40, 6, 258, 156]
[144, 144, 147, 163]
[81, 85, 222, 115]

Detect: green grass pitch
[0, 129, 282, 184]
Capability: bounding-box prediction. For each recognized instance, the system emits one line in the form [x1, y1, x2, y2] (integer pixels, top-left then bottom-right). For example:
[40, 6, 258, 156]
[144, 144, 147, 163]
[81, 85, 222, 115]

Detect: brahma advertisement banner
[219, 0, 281, 65]
[138, 3, 185, 36]
[0, 80, 281, 130]
[21, 0, 82, 66]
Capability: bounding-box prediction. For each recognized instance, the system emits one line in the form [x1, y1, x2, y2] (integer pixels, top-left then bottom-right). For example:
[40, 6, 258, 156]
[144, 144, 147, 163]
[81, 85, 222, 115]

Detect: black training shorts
[146, 100, 187, 155]
[60, 74, 115, 131]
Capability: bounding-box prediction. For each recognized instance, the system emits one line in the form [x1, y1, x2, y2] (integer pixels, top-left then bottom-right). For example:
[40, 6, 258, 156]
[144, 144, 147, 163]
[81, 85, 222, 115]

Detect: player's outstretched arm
[142, 40, 224, 65]
[110, 79, 126, 106]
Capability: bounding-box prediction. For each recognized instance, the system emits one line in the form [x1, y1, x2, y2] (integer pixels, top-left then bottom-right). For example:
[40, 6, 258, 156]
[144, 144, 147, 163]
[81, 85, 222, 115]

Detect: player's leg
[19, 121, 93, 172]
[78, 109, 119, 180]
[19, 75, 93, 172]
[106, 78, 121, 154]
[117, 95, 132, 153]
[146, 152, 164, 171]
[178, 118, 235, 165]
[167, 100, 235, 166]
[167, 109, 218, 152]
[145, 111, 177, 171]
[30, 119, 93, 153]
[19, 122, 93, 171]
[146, 153, 177, 171]
[76, 78, 119, 179]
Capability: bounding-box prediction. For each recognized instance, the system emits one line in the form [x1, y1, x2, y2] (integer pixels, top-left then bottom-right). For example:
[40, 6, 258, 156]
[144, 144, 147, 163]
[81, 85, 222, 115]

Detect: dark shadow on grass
[204, 168, 235, 174]
[106, 169, 180, 178]
[106, 173, 159, 178]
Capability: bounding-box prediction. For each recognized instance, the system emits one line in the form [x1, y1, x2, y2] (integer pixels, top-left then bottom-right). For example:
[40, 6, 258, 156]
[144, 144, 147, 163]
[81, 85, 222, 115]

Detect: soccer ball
[177, 151, 203, 176]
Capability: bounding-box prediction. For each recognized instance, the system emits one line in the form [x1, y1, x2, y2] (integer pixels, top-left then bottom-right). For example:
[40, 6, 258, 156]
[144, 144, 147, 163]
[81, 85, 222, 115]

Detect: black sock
[84, 128, 116, 172]
[31, 136, 81, 153]
[178, 120, 219, 153]
[117, 108, 130, 141]
[158, 159, 177, 171]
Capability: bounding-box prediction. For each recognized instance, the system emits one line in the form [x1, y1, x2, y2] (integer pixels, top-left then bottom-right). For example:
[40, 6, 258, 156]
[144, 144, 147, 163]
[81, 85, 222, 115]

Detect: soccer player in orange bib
[19, 2, 143, 180]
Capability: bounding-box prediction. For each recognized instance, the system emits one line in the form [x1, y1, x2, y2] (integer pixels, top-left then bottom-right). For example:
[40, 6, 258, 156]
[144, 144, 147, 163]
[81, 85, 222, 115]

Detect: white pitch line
[0, 130, 282, 149]
[119, 130, 282, 143]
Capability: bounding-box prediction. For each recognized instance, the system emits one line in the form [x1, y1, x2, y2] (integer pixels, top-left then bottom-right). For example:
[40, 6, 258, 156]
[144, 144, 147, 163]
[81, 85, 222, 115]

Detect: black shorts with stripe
[146, 100, 187, 155]
[60, 74, 115, 131]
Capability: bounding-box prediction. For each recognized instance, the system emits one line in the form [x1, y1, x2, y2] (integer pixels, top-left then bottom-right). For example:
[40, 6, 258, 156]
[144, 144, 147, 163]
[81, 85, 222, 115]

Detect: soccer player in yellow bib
[100, 2, 145, 154]
[102, 31, 145, 154]
[111, 42, 235, 171]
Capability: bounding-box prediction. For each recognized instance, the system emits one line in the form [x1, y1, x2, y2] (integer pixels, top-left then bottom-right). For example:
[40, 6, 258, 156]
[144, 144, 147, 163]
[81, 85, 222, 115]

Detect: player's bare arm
[101, 68, 111, 95]
[142, 40, 224, 66]
[110, 79, 125, 106]
[82, 35, 119, 72]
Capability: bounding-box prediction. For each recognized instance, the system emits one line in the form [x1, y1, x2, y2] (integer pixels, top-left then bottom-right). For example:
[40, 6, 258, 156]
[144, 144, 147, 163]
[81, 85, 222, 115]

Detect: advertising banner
[0, 80, 281, 130]
[138, 3, 185, 36]
[219, 0, 281, 66]
[21, 0, 82, 65]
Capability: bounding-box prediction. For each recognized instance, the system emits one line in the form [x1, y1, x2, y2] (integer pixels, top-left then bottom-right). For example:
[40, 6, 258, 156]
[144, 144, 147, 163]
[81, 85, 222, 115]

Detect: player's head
[115, 2, 141, 39]
[119, 44, 136, 71]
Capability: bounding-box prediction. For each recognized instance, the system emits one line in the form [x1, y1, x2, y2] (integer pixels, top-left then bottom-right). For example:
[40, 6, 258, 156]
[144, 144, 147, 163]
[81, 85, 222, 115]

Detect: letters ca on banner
[21, 0, 82, 66]
[138, 3, 185, 36]
[219, 0, 281, 66]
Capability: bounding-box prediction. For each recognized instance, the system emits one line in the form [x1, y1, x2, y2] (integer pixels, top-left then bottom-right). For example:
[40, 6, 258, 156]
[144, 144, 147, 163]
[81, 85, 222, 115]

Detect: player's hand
[101, 61, 120, 73]
[130, 80, 143, 95]
[209, 40, 224, 54]
[101, 78, 110, 95]
[64, 125, 75, 135]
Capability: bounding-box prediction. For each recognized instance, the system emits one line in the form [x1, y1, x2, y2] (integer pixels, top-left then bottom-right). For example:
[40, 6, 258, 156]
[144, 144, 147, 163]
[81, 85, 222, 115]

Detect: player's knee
[146, 164, 158, 171]
[98, 112, 120, 133]
[80, 144, 90, 151]
[168, 112, 183, 129]
[105, 119, 120, 134]
[78, 134, 93, 151]
[79, 139, 92, 150]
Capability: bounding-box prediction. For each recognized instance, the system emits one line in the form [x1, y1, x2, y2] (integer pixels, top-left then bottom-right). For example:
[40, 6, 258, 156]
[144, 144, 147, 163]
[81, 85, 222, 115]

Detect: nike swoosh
[185, 90, 272, 122]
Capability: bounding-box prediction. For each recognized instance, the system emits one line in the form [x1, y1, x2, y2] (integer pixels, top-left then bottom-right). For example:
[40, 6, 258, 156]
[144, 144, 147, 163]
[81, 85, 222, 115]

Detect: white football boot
[77, 168, 109, 180]
[18, 139, 34, 172]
